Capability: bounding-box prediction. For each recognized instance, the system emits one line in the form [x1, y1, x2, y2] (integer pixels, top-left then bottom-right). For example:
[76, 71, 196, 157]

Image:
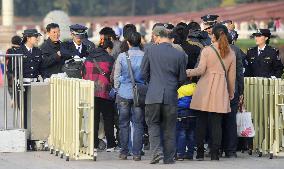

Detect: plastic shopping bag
[236, 111, 255, 137]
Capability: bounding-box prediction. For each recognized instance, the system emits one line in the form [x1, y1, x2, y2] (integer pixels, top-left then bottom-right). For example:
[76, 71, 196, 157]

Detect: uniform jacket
[40, 38, 64, 78]
[141, 42, 187, 106]
[244, 45, 283, 78]
[61, 40, 89, 60]
[187, 43, 236, 113]
[15, 45, 43, 78]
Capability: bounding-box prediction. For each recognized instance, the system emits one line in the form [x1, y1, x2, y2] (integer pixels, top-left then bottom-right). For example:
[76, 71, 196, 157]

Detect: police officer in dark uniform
[200, 14, 219, 46]
[16, 29, 43, 129]
[245, 29, 283, 78]
[61, 24, 89, 59]
[61, 24, 89, 78]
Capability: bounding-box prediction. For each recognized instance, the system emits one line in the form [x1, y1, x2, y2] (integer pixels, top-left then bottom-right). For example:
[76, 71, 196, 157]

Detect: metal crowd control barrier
[244, 77, 284, 159]
[49, 77, 95, 161]
[1, 54, 24, 129]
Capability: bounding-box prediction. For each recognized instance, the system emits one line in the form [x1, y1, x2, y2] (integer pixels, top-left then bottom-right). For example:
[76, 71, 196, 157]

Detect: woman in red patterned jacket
[82, 38, 116, 152]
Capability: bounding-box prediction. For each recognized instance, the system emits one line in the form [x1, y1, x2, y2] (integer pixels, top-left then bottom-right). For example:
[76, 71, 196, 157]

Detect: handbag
[125, 51, 148, 107]
[62, 59, 83, 79]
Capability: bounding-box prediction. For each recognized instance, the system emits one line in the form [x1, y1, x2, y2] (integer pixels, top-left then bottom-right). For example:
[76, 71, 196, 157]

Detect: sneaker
[119, 153, 127, 160]
[133, 155, 141, 161]
[150, 154, 163, 164]
[106, 147, 115, 152]
[176, 156, 184, 161]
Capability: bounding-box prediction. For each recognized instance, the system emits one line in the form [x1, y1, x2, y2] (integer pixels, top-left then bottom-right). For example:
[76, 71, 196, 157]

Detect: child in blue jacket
[176, 83, 196, 160]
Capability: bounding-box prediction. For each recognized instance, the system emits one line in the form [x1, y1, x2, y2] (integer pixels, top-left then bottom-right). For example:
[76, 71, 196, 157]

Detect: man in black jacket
[40, 23, 64, 79]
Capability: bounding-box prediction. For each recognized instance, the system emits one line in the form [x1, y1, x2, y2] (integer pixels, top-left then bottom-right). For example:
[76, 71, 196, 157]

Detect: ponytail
[218, 32, 230, 58]
[212, 24, 230, 58]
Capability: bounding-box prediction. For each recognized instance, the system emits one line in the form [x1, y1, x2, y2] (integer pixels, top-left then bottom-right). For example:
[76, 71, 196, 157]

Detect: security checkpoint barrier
[244, 77, 284, 159]
[49, 77, 95, 161]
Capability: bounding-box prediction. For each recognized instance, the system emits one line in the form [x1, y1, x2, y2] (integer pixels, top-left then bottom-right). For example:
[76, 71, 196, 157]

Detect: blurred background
[0, 0, 283, 51]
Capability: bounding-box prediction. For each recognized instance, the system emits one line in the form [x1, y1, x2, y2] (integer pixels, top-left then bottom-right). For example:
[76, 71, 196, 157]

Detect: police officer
[61, 24, 89, 59]
[20, 29, 43, 81]
[17, 29, 43, 129]
[245, 29, 283, 78]
[61, 24, 89, 78]
[200, 14, 219, 46]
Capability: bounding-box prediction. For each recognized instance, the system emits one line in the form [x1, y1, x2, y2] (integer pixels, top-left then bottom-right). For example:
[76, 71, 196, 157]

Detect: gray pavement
[1, 86, 284, 169]
[0, 151, 284, 169]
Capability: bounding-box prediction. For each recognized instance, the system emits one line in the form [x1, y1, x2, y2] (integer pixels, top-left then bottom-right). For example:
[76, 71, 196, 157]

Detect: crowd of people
[3, 13, 283, 164]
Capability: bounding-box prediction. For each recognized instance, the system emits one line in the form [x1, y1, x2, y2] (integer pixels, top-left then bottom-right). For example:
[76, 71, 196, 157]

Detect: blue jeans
[118, 97, 144, 156]
[176, 117, 196, 158]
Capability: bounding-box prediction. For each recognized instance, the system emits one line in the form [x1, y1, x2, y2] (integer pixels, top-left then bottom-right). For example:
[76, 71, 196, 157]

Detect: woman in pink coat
[186, 24, 236, 161]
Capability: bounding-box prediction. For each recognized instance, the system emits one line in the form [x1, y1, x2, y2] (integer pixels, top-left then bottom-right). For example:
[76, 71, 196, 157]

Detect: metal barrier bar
[1, 54, 24, 130]
[49, 77, 95, 161]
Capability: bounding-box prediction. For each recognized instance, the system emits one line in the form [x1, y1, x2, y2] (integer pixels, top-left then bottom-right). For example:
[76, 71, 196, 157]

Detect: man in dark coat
[141, 25, 187, 164]
[40, 23, 64, 79]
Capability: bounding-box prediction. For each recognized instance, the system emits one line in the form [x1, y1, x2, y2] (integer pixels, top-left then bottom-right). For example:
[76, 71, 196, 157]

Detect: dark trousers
[195, 110, 223, 156]
[145, 103, 177, 163]
[222, 101, 238, 154]
[94, 97, 116, 149]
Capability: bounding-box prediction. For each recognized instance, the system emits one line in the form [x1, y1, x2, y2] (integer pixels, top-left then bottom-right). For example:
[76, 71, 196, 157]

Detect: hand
[229, 95, 234, 100]
[239, 95, 244, 104]
[186, 69, 191, 77]
[57, 51, 61, 57]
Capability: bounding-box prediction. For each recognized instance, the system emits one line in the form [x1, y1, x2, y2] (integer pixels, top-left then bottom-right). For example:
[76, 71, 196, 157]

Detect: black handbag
[62, 59, 83, 79]
[125, 52, 148, 107]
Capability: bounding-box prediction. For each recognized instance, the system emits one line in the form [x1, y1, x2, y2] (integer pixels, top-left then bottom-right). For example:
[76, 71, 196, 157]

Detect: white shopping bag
[236, 111, 255, 137]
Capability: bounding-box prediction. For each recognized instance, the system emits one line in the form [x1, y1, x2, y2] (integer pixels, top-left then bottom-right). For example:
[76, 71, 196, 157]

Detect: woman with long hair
[186, 24, 236, 161]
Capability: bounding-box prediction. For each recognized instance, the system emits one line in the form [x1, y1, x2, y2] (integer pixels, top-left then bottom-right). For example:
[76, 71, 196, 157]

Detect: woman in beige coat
[186, 24, 236, 161]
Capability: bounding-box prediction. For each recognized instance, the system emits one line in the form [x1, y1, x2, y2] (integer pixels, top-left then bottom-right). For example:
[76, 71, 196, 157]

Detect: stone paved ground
[1, 86, 284, 169]
[0, 151, 284, 169]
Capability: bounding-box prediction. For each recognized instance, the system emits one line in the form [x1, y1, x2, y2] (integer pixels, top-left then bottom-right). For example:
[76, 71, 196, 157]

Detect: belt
[23, 78, 38, 83]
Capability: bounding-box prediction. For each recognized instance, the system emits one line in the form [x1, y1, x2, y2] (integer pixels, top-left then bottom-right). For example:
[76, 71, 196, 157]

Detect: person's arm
[186, 47, 207, 77]
[178, 53, 187, 86]
[236, 48, 245, 96]
[114, 54, 122, 89]
[244, 49, 252, 77]
[141, 48, 150, 83]
[228, 54, 237, 100]
[40, 45, 60, 68]
[60, 42, 73, 60]
[272, 49, 283, 78]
